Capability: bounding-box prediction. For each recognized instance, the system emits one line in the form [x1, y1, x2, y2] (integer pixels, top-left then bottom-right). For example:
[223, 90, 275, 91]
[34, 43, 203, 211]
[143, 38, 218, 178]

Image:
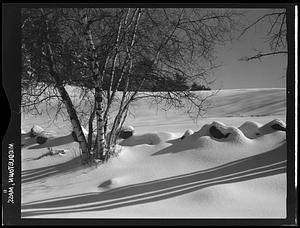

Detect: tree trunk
[56, 85, 90, 162]
[94, 85, 106, 160]
[44, 41, 90, 163]
[87, 105, 96, 151]
[81, 12, 108, 161]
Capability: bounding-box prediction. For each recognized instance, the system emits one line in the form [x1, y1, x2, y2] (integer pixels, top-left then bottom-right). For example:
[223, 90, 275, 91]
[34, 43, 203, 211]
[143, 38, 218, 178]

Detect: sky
[210, 9, 287, 90]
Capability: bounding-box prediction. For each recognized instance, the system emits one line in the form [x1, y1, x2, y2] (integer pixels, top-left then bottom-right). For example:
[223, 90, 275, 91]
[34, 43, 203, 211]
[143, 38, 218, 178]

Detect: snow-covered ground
[21, 88, 287, 218]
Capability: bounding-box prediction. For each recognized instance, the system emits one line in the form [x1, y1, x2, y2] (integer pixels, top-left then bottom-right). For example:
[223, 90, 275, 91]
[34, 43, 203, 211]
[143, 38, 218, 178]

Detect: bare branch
[238, 12, 285, 39]
[239, 51, 288, 61]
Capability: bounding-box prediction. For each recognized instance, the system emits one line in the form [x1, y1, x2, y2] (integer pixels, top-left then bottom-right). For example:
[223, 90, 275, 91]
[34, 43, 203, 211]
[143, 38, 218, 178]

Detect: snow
[181, 129, 194, 139]
[30, 125, 45, 137]
[121, 125, 135, 132]
[21, 88, 286, 218]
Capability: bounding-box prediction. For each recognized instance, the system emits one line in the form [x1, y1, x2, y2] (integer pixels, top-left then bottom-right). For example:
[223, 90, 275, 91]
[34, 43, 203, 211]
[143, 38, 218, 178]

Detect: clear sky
[210, 9, 287, 90]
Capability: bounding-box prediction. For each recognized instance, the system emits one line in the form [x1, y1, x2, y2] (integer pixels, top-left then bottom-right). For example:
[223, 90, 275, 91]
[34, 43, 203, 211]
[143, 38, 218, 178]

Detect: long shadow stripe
[22, 157, 83, 183]
[22, 166, 55, 176]
[22, 170, 59, 183]
[22, 192, 98, 207]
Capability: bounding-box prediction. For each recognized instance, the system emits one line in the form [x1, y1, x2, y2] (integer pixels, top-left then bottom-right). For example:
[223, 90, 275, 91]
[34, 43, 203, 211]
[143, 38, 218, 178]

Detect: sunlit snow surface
[21, 88, 286, 218]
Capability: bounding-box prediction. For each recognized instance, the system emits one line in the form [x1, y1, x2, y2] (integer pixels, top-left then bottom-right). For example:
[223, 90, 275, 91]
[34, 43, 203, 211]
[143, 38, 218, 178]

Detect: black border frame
[2, 2, 297, 226]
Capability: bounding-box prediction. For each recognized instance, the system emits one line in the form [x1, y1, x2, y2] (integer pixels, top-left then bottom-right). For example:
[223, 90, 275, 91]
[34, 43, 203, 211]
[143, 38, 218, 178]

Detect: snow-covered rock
[119, 125, 135, 139]
[271, 123, 286, 131]
[209, 125, 230, 139]
[238, 119, 285, 139]
[30, 125, 44, 137]
[269, 119, 286, 131]
[193, 121, 251, 144]
[181, 129, 194, 139]
[36, 131, 55, 144]
[194, 121, 227, 138]
[260, 119, 286, 135]
[238, 121, 261, 139]
[121, 125, 135, 132]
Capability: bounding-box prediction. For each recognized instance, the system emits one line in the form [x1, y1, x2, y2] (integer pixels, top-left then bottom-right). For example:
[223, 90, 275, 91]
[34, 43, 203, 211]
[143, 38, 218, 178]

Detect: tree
[22, 8, 93, 162]
[22, 8, 241, 164]
[238, 9, 287, 61]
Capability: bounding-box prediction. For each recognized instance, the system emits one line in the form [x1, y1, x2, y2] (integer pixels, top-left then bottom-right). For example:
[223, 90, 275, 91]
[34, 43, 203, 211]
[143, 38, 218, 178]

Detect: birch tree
[22, 8, 241, 164]
[22, 8, 91, 163]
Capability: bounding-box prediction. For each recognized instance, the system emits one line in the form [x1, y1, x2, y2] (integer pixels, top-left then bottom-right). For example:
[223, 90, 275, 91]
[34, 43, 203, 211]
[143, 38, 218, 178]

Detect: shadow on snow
[21, 143, 286, 217]
[22, 157, 83, 183]
[27, 134, 75, 150]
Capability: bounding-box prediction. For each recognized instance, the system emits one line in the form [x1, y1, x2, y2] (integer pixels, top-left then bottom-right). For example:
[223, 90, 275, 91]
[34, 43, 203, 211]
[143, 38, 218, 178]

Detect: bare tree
[238, 9, 287, 61]
[22, 8, 241, 164]
[22, 8, 92, 162]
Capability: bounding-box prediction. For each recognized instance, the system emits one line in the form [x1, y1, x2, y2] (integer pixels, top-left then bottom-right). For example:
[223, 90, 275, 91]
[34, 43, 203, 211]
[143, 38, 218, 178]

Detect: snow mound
[181, 129, 194, 139]
[184, 119, 286, 143]
[30, 125, 45, 137]
[98, 179, 114, 189]
[238, 121, 262, 139]
[153, 119, 286, 164]
[121, 125, 135, 132]
[192, 121, 251, 144]
[119, 132, 174, 146]
[119, 125, 135, 139]
[97, 175, 133, 192]
[21, 88, 287, 218]
[153, 119, 286, 157]
[36, 131, 56, 144]
[238, 119, 286, 139]
[259, 119, 286, 135]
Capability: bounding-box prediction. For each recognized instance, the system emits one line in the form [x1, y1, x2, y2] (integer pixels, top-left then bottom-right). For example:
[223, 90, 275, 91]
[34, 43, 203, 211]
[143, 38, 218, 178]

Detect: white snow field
[21, 88, 287, 218]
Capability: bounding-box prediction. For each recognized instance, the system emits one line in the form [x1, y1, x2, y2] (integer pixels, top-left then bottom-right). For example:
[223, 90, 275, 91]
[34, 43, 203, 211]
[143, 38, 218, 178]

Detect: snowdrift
[21, 88, 287, 218]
